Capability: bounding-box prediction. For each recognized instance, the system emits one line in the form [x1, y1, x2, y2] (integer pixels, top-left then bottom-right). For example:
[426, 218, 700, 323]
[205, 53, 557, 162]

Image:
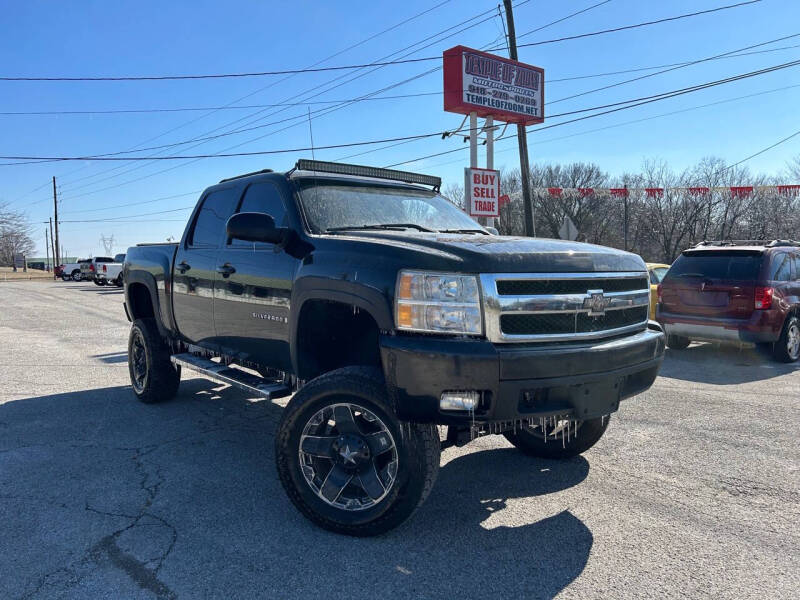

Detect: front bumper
[657, 309, 782, 343]
[380, 326, 665, 425]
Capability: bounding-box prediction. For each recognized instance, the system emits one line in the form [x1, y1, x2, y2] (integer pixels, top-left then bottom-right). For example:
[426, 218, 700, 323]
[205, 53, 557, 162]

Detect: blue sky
[2, 0, 799, 258]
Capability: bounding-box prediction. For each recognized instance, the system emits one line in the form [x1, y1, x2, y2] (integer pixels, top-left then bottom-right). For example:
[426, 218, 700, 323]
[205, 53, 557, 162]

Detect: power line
[505, 0, 762, 50]
[48, 2, 511, 197]
[723, 126, 800, 171]
[422, 83, 800, 170]
[45, 0, 465, 191]
[517, 0, 613, 40]
[5, 40, 800, 119]
[60, 190, 202, 214]
[384, 58, 800, 167]
[547, 32, 800, 105]
[0, 1, 759, 82]
[6, 57, 800, 167]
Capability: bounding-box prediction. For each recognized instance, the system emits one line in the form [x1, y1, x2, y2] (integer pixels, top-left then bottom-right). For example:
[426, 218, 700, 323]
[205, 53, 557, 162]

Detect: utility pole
[623, 184, 629, 251]
[45, 227, 50, 272]
[49, 218, 56, 268]
[503, 0, 535, 237]
[52, 176, 60, 267]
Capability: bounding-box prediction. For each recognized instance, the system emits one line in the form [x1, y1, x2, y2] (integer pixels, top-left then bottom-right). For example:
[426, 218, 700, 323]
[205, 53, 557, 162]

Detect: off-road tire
[773, 315, 800, 363]
[275, 366, 440, 536]
[504, 415, 610, 459]
[127, 318, 180, 403]
[114, 275, 124, 287]
[665, 334, 690, 350]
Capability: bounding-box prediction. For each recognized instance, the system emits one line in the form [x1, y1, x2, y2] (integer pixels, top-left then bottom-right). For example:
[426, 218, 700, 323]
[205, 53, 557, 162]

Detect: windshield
[665, 251, 762, 281]
[296, 181, 483, 234]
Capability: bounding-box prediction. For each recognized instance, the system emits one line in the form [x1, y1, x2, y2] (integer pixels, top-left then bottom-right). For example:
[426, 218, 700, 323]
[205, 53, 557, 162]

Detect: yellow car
[646, 262, 670, 319]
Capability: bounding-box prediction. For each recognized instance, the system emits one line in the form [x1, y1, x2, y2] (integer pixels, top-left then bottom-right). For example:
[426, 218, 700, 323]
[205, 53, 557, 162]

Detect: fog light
[440, 391, 479, 411]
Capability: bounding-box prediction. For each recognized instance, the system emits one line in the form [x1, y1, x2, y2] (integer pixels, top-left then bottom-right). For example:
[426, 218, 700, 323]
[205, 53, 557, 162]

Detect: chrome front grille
[480, 272, 650, 343]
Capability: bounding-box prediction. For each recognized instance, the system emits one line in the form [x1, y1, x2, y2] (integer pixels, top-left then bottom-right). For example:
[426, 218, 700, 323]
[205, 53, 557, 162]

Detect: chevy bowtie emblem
[583, 290, 609, 316]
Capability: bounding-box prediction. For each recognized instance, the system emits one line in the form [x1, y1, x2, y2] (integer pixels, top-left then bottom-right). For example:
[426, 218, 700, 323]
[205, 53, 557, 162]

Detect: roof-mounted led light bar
[294, 159, 441, 191]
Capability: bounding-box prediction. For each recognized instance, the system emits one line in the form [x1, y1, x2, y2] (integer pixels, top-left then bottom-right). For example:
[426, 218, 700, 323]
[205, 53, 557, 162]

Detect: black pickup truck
[124, 159, 665, 536]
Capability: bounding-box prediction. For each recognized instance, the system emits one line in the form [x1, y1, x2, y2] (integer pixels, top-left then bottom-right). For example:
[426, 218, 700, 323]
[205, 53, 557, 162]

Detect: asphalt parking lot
[1, 280, 798, 599]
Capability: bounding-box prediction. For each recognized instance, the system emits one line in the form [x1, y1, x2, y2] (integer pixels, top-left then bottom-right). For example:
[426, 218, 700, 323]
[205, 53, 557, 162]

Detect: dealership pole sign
[443, 45, 544, 125]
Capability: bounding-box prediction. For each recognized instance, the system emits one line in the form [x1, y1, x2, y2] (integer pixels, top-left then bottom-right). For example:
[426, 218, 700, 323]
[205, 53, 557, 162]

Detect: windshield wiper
[325, 223, 436, 233]
[438, 228, 488, 235]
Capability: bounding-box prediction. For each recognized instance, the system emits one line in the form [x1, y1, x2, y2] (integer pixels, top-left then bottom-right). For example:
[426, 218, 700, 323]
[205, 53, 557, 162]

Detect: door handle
[177, 261, 191, 274]
[217, 263, 236, 277]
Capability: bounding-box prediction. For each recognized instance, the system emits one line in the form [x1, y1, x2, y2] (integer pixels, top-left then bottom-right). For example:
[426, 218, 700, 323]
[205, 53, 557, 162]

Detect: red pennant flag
[578, 188, 594, 197]
[609, 188, 629, 197]
[777, 185, 800, 196]
[645, 188, 664, 197]
[548, 187, 562, 197]
[687, 187, 709, 195]
[498, 194, 511, 208]
[730, 186, 753, 197]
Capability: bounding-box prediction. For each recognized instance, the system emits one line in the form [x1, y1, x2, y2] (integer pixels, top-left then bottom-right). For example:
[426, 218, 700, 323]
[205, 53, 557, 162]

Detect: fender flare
[124, 271, 171, 339]
[289, 277, 393, 377]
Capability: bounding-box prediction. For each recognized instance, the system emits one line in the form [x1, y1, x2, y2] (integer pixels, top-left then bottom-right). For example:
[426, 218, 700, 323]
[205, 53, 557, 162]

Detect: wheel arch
[290, 286, 392, 381]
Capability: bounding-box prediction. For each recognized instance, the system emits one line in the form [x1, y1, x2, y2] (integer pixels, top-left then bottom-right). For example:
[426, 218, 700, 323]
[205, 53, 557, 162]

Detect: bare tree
[0, 202, 36, 267]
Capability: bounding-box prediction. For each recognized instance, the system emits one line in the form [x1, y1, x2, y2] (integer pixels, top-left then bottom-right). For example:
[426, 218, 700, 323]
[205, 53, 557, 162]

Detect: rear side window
[190, 188, 239, 247]
[666, 251, 762, 281]
[230, 182, 287, 247]
[771, 254, 792, 282]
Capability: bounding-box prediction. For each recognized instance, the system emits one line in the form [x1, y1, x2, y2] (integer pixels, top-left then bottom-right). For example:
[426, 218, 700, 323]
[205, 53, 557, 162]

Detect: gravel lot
[1, 280, 798, 599]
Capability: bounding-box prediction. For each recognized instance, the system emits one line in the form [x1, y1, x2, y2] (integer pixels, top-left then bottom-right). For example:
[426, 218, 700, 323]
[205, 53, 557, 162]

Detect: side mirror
[485, 226, 499, 236]
[226, 212, 286, 244]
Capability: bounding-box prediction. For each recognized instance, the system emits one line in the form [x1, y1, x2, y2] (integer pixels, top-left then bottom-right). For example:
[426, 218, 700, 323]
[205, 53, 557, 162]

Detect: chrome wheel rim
[130, 331, 147, 393]
[298, 402, 398, 512]
[72, 272, 81, 281]
[788, 323, 800, 359]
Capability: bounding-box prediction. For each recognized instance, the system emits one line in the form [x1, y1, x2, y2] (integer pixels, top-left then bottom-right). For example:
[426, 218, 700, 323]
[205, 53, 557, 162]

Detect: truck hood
[324, 231, 645, 273]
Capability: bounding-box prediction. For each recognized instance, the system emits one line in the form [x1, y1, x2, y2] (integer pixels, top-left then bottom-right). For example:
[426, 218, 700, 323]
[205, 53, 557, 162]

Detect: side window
[772, 254, 792, 282]
[230, 182, 287, 247]
[190, 188, 239, 248]
[793, 254, 800, 280]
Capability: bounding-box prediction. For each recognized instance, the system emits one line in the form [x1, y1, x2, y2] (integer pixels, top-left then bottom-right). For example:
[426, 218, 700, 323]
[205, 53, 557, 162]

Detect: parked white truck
[95, 253, 126, 287]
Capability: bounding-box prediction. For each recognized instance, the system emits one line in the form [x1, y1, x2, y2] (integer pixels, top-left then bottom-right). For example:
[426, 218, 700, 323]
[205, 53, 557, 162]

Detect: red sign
[499, 194, 511, 209]
[465, 167, 500, 217]
[443, 46, 544, 125]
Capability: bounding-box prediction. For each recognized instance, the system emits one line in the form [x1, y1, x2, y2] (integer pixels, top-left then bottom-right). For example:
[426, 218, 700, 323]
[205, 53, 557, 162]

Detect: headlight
[395, 271, 482, 335]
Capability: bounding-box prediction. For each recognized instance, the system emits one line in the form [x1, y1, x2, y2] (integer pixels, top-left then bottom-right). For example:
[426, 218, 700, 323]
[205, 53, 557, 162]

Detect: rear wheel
[94, 278, 106, 286]
[773, 315, 800, 363]
[275, 366, 440, 536]
[114, 274, 123, 287]
[71, 270, 81, 282]
[666, 334, 690, 350]
[504, 415, 610, 459]
[128, 318, 180, 403]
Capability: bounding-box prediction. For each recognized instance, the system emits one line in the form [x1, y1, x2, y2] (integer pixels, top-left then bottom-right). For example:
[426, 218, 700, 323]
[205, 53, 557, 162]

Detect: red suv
[657, 240, 800, 362]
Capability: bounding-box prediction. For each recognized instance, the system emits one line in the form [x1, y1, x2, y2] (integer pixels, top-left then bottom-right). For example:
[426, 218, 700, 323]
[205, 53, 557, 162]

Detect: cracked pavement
[1, 280, 798, 599]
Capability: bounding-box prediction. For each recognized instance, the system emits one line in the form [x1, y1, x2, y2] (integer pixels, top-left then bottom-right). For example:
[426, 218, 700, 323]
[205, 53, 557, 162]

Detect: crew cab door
[173, 187, 239, 346]
[213, 181, 296, 371]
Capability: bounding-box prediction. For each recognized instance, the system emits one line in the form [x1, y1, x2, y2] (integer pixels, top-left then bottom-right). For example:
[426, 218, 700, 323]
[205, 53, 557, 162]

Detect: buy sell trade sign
[465, 168, 500, 217]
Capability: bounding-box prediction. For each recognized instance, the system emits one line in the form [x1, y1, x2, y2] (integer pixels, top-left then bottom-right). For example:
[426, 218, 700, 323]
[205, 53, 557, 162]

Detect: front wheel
[128, 318, 180, 403]
[504, 415, 610, 459]
[773, 315, 800, 363]
[275, 367, 440, 536]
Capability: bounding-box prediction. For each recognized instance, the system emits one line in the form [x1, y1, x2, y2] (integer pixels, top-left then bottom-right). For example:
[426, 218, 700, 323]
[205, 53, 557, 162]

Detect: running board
[170, 353, 291, 400]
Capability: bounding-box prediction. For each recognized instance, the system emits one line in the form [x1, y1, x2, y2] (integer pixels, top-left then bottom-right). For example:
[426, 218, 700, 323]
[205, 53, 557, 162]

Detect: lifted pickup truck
[124, 159, 664, 536]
